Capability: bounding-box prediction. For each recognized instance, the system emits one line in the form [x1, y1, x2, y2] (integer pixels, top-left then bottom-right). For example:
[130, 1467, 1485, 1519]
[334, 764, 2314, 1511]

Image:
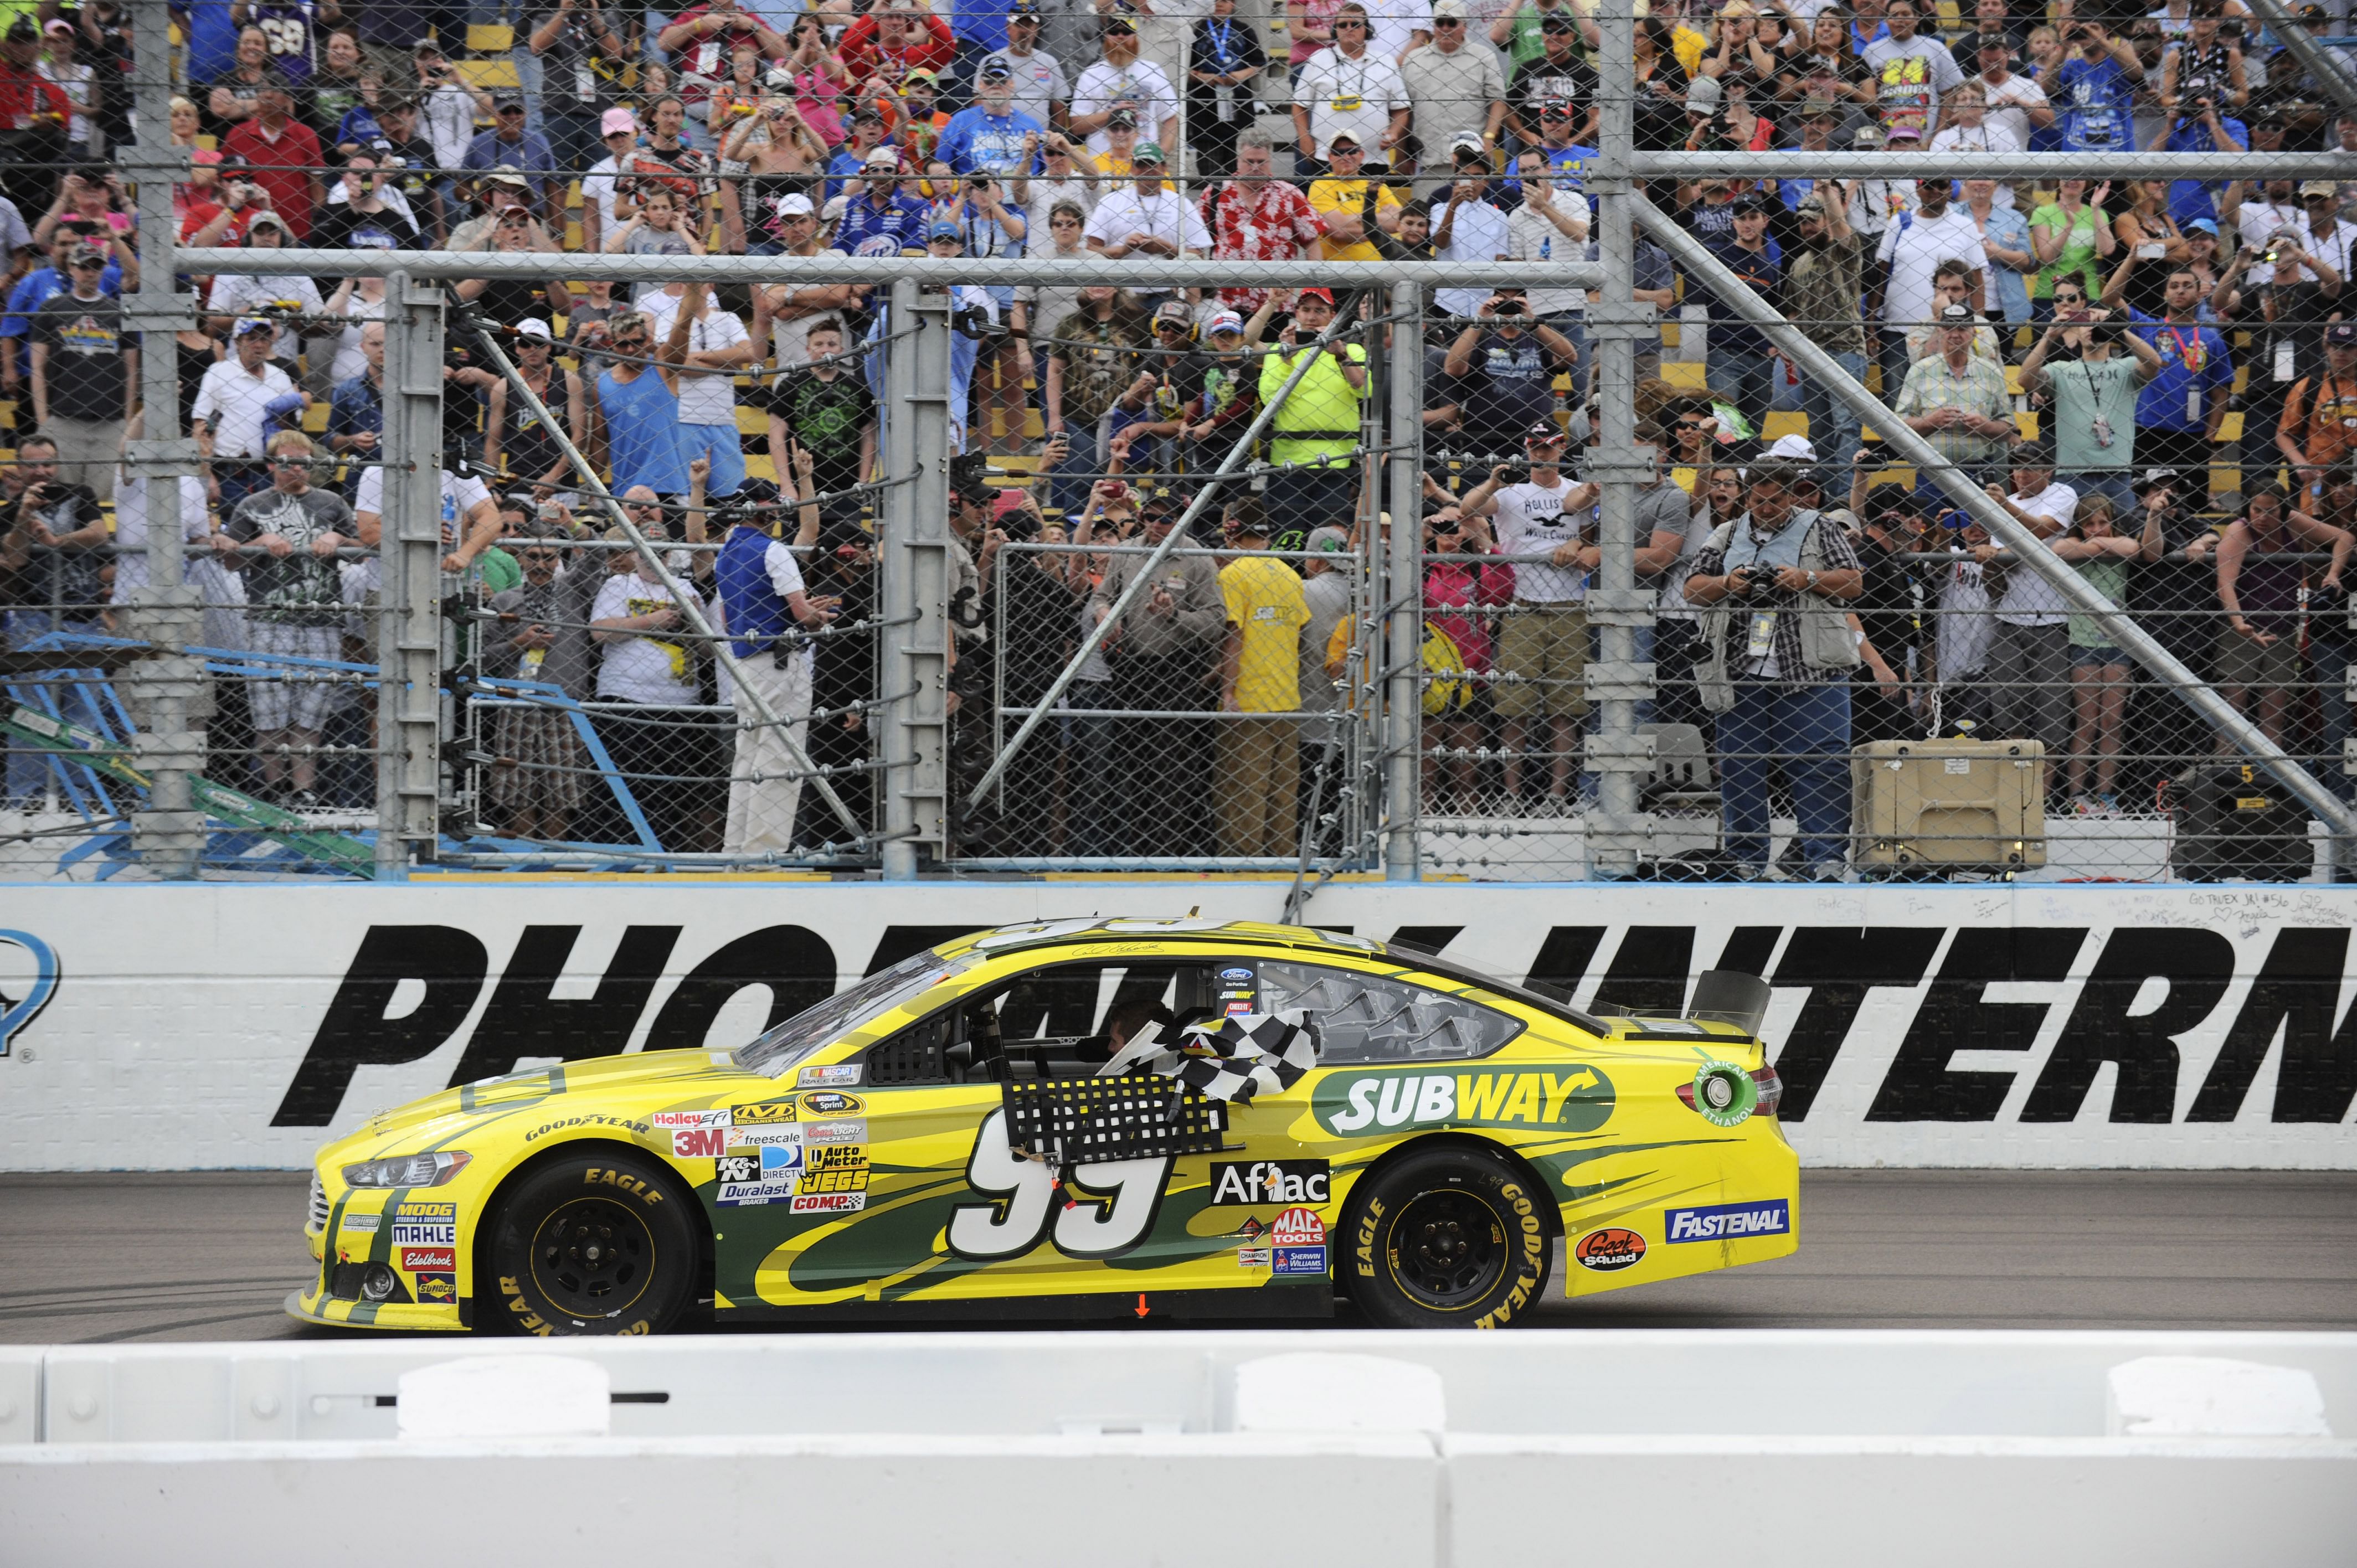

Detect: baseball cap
[2134, 466, 2179, 493]
[1104, 11, 1136, 30]
[600, 107, 637, 137]
[1206, 309, 1246, 337]
[1432, 0, 1467, 15]
[2327, 322, 2357, 347]
[42, 18, 70, 36]
[978, 57, 1012, 79]
[2188, 217, 2219, 236]
[1799, 96, 1836, 121]
[2302, 179, 2338, 198]
[1008, 0, 1041, 14]
[1308, 524, 1352, 554]
[1134, 141, 1166, 164]
[4, 17, 36, 41]
[495, 91, 526, 111]
[1795, 194, 1825, 216]
[1540, 97, 1574, 119]
[927, 219, 963, 242]
[775, 192, 815, 218]
[1296, 286, 1335, 305]
[1540, 8, 1576, 28]
[1153, 298, 1192, 326]
[246, 210, 288, 233]
[864, 144, 902, 168]
[1767, 434, 1817, 462]
[67, 243, 107, 267]
[485, 164, 531, 188]
[1684, 76, 1721, 114]
[1105, 107, 1138, 130]
[1448, 131, 1486, 159]
[1326, 128, 1361, 149]
[233, 316, 275, 338]
[1851, 124, 1886, 149]
[1731, 193, 1772, 215]
[516, 318, 553, 341]
[903, 68, 938, 88]
[2011, 441, 2053, 467]
[852, 104, 886, 125]
[1938, 302, 1974, 324]
[1888, 123, 1924, 141]
[1526, 419, 1569, 446]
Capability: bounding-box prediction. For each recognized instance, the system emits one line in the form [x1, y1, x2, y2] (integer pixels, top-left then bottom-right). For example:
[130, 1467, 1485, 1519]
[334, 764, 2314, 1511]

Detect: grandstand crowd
[3, 0, 2357, 873]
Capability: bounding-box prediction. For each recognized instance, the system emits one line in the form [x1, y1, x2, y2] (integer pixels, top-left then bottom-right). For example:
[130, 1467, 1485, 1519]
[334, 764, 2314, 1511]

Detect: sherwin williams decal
[1313, 1064, 1615, 1135]
[1664, 1199, 1790, 1243]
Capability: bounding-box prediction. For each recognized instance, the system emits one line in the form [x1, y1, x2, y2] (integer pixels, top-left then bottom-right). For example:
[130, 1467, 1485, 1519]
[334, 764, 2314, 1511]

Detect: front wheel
[1341, 1144, 1552, 1329]
[485, 1152, 698, 1336]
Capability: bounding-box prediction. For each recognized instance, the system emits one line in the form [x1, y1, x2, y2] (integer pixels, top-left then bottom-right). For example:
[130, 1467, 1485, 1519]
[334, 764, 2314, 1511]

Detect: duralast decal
[1313, 1065, 1615, 1136]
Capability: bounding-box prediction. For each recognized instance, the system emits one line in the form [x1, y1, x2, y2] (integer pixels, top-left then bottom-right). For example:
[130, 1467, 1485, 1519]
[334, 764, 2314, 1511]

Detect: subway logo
[1313, 1065, 1614, 1136]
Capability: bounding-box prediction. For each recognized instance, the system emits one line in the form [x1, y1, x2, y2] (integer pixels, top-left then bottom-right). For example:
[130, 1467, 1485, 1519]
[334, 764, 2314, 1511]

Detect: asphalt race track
[4, 1170, 2352, 1344]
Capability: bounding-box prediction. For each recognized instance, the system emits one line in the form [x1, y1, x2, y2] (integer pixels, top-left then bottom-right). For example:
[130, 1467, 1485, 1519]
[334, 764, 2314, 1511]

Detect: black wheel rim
[1387, 1186, 1508, 1309]
[530, 1197, 655, 1319]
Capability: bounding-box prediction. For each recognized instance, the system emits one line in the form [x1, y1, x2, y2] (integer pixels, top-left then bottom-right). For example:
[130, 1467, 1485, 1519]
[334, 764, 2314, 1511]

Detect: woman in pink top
[1422, 505, 1514, 812]
[1288, 0, 1345, 71]
[782, 14, 850, 146]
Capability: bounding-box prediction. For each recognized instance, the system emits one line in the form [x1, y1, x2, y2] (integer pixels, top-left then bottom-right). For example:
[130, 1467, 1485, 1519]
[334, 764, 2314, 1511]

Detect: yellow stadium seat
[1866, 468, 1917, 489]
[2015, 411, 2040, 440]
[2216, 411, 2244, 443]
[746, 453, 776, 483]
[467, 23, 516, 54]
[1658, 360, 1707, 390]
[456, 58, 521, 92]
[1760, 411, 1809, 440]
[2003, 364, 2025, 396]
[301, 404, 330, 434]
[736, 407, 767, 437]
[2212, 462, 2246, 495]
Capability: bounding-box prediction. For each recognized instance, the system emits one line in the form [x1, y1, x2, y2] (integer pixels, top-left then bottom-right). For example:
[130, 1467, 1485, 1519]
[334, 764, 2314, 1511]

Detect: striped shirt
[1893, 350, 2014, 466]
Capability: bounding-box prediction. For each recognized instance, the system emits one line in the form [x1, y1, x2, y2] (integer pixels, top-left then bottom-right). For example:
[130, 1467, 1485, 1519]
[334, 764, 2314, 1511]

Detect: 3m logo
[1664, 1200, 1790, 1244]
[1313, 1065, 1615, 1135]
[672, 1127, 728, 1158]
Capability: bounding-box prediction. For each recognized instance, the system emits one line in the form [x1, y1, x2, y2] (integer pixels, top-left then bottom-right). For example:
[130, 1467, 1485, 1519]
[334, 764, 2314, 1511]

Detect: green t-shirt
[2047, 350, 2142, 474]
[2030, 202, 2108, 301]
[2069, 554, 2132, 649]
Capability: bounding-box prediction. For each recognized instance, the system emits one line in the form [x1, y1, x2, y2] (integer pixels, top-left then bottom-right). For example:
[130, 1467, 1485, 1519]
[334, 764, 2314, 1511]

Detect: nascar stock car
[293, 919, 1796, 1335]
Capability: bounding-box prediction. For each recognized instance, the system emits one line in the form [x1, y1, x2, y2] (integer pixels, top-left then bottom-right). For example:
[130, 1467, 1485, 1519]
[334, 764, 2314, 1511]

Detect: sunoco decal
[1313, 1065, 1614, 1136]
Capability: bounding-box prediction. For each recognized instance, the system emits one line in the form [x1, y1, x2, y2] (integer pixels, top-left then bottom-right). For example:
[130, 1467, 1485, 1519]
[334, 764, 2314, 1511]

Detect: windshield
[733, 948, 979, 1076]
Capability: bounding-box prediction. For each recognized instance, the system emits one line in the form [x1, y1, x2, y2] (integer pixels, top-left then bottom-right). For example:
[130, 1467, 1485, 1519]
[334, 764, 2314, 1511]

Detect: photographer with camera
[1442, 290, 1577, 465]
[2145, 72, 2246, 231]
[1682, 455, 1865, 880]
[529, 0, 630, 177]
[2039, 17, 2142, 155]
[2022, 302, 2164, 515]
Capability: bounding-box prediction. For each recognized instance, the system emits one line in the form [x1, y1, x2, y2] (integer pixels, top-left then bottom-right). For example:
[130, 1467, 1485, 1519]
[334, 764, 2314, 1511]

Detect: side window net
[1254, 961, 1521, 1064]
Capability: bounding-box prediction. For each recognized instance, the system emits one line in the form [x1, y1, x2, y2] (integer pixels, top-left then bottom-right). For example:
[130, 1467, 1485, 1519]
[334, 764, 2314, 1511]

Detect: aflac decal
[1313, 1064, 1614, 1136]
[0, 930, 60, 1058]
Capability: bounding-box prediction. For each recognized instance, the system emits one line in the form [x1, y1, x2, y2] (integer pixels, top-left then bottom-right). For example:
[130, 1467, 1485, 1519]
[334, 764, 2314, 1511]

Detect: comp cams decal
[1314, 1065, 1614, 1136]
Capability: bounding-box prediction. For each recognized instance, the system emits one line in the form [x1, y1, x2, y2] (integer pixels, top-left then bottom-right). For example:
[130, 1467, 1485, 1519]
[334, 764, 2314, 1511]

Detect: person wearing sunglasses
[593, 292, 700, 502]
[1290, 2, 1408, 174]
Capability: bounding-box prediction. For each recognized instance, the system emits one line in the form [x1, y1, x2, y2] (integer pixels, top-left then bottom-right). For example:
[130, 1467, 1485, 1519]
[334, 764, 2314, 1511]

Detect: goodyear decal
[1313, 1064, 1614, 1136]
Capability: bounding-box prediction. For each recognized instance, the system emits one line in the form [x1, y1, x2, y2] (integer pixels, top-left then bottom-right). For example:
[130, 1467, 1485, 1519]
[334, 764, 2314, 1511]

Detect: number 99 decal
[946, 1110, 1171, 1261]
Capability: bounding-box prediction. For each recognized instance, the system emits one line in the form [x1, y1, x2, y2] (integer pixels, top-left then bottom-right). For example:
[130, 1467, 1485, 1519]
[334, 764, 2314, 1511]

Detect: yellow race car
[291, 919, 1796, 1335]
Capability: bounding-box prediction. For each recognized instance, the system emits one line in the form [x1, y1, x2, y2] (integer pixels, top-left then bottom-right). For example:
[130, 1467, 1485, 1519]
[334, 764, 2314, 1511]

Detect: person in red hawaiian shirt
[1199, 128, 1325, 314]
[220, 82, 325, 240]
[656, 0, 789, 121]
[0, 16, 71, 216]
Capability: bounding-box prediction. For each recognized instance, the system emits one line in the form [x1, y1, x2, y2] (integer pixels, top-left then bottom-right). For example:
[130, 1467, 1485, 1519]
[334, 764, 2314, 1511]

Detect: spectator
[2023, 310, 2163, 515]
[1188, 0, 1270, 178]
[1960, 177, 2036, 331]
[2221, 174, 2308, 288]
[212, 430, 357, 809]
[1083, 142, 1210, 263]
[1974, 445, 2077, 762]
[27, 242, 133, 504]
[1681, 456, 1865, 879]
[220, 82, 325, 240]
[595, 297, 697, 501]
[1070, 14, 1180, 158]
[325, 319, 384, 495]
[193, 317, 305, 516]
[0, 433, 106, 643]
[2029, 179, 2117, 322]
[1202, 129, 1325, 317]
[2148, 82, 2245, 230]
[2047, 494, 2162, 814]
[1784, 184, 1869, 474]
[202, 212, 326, 376]
[2132, 268, 2233, 476]
[1702, 192, 1780, 431]
[1862, 0, 1962, 140]
[1876, 175, 1987, 408]
[312, 154, 424, 252]
[2276, 321, 2357, 505]
[1305, 131, 1399, 261]
[1044, 283, 1146, 516]
[529, 0, 631, 176]
[2214, 486, 2351, 747]
[2042, 17, 2141, 154]
[414, 42, 495, 177]
[1970, 28, 2052, 147]
[581, 108, 641, 254]
[590, 523, 717, 850]
[604, 183, 705, 305]
[465, 92, 563, 228]
[1506, 9, 1596, 148]
[1403, 1, 1503, 153]
[716, 466, 833, 853]
[642, 280, 755, 498]
[41, 18, 98, 164]
[484, 319, 589, 495]
[1428, 160, 1511, 317]
[1258, 287, 1370, 528]
[1902, 260, 2003, 364]
[1490, 0, 1596, 73]
[1440, 290, 1575, 462]
[1456, 422, 1599, 812]
[1928, 82, 2021, 193]
[762, 318, 876, 523]
[981, 0, 1073, 133]
[203, 24, 285, 138]
[1895, 303, 2019, 493]
[1293, 3, 1409, 169]
[1419, 503, 1511, 810]
[753, 197, 863, 373]
[1845, 492, 1932, 744]
[658, 0, 789, 135]
[1092, 487, 1226, 855]
[1216, 507, 1311, 855]
[2101, 179, 2190, 318]
[482, 525, 599, 840]
[835, 145, 933, 257]
[940, 56, 1047, 176]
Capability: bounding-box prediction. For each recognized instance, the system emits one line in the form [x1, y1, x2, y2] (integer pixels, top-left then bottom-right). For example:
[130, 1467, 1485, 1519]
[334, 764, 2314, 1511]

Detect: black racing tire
[1341, 1143, 1552, 1329]
[485, 1151, 697, 1337]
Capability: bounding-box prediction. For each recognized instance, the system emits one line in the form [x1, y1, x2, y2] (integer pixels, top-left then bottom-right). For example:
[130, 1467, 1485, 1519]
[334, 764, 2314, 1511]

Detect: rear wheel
[485, 1152, 696, 1337]
[1341, 1144, 1552, 1329]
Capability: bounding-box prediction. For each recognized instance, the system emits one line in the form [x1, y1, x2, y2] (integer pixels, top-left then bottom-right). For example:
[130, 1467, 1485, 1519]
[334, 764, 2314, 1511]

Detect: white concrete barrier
[2, 1331, 2351, 1565]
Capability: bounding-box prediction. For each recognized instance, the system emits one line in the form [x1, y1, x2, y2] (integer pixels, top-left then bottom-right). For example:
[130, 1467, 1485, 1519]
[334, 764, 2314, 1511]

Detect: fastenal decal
[1573, 1227, 1648, 1272]
[799, 1065, 862, 1088]
[1664, 1200, 1791, 1244]
[1313, 1065, 1615, 1136]
[1208, 1159, 1331, 1205]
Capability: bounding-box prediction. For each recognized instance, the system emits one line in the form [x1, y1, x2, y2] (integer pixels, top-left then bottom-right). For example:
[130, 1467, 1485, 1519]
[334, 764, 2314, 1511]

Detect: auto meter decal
[1573, 1227, 1647, 1272]
[1313, 1064, 1615, 1136]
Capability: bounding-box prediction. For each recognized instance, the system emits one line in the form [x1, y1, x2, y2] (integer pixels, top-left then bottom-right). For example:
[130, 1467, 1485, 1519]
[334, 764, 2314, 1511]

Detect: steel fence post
[377, 274, 449, 878]
[880, 277, 953, 878]
[121, 0, 204, 877]
[1385, 280, 1423, 881]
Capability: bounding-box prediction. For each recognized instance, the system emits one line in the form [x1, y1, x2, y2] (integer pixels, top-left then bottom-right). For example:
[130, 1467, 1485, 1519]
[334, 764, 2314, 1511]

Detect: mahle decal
[1313, 1065, 1614, 1135]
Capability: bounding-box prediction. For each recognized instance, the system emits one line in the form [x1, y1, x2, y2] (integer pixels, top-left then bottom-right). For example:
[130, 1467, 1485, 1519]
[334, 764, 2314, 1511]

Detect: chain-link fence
[13, 0, 2357, 881]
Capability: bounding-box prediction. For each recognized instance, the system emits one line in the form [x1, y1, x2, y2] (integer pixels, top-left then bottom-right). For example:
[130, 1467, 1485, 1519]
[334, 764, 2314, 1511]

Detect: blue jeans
[1715, 678, 1854, 873]
[1267, 465, 1358, 531]
[2066, 470, 2137, 518]
[1706, 346, 1777, 434]
[1798, 350, 1869, 474]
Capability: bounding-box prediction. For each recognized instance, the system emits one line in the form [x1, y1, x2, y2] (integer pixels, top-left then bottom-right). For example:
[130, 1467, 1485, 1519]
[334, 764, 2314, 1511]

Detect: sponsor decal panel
[800, 1090, 863, 1116]
[650, 1109, 733, 1131]
[1237, 1246, 1272, 1268]
[730, 1125, 802, 1149]
[734, 1098, 798, 1126]
[760, 1143, 805, 1179]
[790, 1191, 867, 1214]
[1664, 1199, 1790, 1244]
[1271, 1246, 1327, 1277]
[1573, 1227, 1647, 1272]
[341, 1214, 379, 1233]
[799, 1065, 862, 1089]
[401, 1246, 457, 1272]
[1208, 1159, 1331, 1206]
[524, 1113, 651, 1142]
[716, 1154, 763, 1184]
[717, 1178, 800, 1208]
[671, 1126, 728, 1158]
[414, 1272, 457, 1303]
[392, 1221, 455, 1247]
[1270, 1206, 1325, 1246]
[803, 1118, 866, 1145]
[1231, 1216, 1267, 1240]
[1313, 1065, 1616, 1136]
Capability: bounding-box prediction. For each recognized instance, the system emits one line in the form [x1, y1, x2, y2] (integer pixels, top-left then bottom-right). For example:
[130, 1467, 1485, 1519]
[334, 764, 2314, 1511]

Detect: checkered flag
[1098, 1010, 1321, 1103]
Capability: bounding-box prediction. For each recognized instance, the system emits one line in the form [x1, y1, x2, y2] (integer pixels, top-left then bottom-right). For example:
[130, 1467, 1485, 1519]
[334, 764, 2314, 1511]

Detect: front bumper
[286, 1278, 469, 1332]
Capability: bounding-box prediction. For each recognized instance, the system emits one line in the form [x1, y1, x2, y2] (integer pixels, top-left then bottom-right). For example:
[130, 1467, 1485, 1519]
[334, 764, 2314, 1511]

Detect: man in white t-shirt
[351, 457, 501, 594]
[1970, 34, 2051, 149]
[579, 108, 640, 254]
[1875, 176, 1989, 420]
[1067, 16, 1180, 158]
[1458, 420, 1601, 811]
[642, 283, 756, 498]
[1977, 444, 2077, 766]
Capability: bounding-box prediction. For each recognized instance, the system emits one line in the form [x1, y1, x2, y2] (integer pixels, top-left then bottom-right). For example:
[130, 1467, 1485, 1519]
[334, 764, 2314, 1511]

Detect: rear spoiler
[1685, 970, 1772, 1038]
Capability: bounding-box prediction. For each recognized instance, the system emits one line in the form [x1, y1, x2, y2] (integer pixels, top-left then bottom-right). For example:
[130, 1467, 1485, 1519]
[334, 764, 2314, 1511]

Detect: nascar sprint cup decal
[3, 883, 2354, 1169]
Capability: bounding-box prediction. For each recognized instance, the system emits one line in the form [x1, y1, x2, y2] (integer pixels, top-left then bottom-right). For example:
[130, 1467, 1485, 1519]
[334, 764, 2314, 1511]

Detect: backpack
[1421, 622, 1471, 716]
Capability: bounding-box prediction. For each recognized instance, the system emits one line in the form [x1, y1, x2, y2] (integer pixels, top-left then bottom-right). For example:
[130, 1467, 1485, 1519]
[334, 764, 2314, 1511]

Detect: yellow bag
[1421, 622, 1470, 716]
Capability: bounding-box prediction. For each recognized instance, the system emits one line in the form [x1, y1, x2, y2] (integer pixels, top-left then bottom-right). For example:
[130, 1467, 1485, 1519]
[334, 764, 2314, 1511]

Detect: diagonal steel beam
[2245, 0, 2357, 113]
